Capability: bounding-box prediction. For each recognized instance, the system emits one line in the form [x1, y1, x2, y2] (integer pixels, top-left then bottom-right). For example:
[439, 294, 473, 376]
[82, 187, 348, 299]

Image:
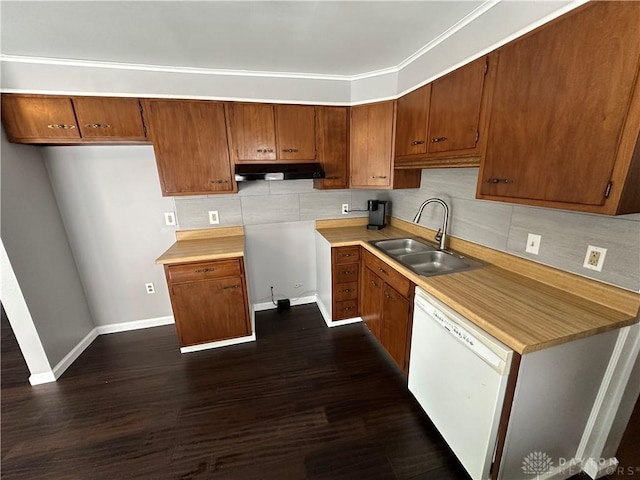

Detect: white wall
[44, 145, 176, 327]
[0, 132, 94, 367]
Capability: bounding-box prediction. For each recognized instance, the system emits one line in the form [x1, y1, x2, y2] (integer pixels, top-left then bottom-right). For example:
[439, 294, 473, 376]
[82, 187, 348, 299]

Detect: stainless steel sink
[369, 237, 483, 277]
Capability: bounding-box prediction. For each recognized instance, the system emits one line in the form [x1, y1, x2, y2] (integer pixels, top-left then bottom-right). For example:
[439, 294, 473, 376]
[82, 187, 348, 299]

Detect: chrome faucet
[412, 198, 449, 250]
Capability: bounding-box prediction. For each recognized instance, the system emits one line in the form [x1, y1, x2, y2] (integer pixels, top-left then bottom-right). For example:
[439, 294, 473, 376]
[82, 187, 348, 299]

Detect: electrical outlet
[583, 245, 607, 272]
[145, 283, 155, 294]
[208, 210, 220, 225]
[525, 233, 542, 255]
[294, 282, 303, 289]
[342, 204, 349, 215]
[164, 212, 176, 226]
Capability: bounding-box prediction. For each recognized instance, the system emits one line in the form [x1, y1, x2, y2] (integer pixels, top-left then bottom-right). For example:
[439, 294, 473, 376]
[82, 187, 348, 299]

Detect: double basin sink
[369, 238, 483, 277]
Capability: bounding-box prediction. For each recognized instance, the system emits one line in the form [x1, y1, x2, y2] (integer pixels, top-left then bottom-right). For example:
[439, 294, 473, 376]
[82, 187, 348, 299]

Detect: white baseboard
[316, 297, 361, 328]
[180, 333, 256, 353]
[583, 457, 619, 479]
[29, 370, 57, 386]
[95, 315, 174, 334]
[51, 327, 99, 380]
[253, 295, 317, 312]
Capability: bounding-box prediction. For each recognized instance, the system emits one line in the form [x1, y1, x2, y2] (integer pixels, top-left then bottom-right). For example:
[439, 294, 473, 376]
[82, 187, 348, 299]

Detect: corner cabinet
[164, 258, 251, 348]
[477, 2, 640, 215]
[1, 94, 147, 144]
[142, 99, 236, 196]
[395, 54, 496, 169]
[350, 101, 421, 189]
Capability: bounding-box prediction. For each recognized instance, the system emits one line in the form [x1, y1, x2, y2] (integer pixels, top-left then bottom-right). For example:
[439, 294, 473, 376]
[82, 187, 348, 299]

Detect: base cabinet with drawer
[331, 246, 361, 320]
[164, 258, 251, 347]
[361, 249, 415, 374]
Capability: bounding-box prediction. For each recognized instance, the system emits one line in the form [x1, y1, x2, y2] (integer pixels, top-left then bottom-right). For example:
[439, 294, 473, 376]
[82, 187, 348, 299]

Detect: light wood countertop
[156, 227, 245, 265]
[316, 218, 640, 354]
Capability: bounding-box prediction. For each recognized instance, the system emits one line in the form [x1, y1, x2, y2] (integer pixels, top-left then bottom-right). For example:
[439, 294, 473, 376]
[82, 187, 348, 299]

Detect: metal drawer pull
[325, 176, 340, 179]
[341, 253, 354, 257]
[486, 178, 511, 184]
[256, 148, 274, 153]
[341, 289, 353, 293]
[384, 292, 392, 299]
[370, 175, 388, 179]
[47, 124, 76, 130]
[378, 267, 387, 274]
[411, 140, 426, 145]
[195, 267, 215, 273]
[343, 306, 353, 311]
[342, 270, 353, 275]
[282, 148, 299, 153]
[85, 123, 111, 129]
[371, 281, 379, 287]
[223, 284, 240, 290]
[210, 179, 229, 184]
[431, 136, 448, 143]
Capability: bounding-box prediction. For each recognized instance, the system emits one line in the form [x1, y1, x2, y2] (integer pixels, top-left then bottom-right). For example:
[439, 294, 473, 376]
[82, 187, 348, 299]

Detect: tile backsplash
[174, 169, 640, 292]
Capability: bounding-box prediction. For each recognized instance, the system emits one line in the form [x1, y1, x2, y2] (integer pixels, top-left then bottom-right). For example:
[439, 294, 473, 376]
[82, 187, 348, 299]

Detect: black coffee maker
[367, 200, 389, 230]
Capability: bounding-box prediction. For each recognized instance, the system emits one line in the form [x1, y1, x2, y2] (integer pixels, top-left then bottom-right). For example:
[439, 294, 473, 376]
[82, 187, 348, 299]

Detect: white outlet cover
[342, 204, 349, 215]
[164, 212, 176, 226]
[583, 245, 607, 272]
[208, 210, 220, 225]
[525, 233, 542, 255]
[145, 282, 155, 294]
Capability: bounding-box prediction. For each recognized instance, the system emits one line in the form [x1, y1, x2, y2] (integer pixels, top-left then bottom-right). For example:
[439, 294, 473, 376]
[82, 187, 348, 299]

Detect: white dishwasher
[408, 287, 513, 480]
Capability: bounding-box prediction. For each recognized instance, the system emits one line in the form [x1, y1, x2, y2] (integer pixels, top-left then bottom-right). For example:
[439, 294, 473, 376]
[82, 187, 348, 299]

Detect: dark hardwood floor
[1, 304, 471, 480]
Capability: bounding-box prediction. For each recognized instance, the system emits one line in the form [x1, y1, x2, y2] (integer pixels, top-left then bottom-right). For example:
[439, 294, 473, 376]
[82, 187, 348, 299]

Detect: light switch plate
[525, 233, 542, 255]
[208, 210, 220, 225]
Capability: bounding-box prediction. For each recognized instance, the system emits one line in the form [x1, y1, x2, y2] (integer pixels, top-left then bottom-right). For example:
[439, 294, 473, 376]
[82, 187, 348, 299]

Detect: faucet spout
[412, 198, 449, 251]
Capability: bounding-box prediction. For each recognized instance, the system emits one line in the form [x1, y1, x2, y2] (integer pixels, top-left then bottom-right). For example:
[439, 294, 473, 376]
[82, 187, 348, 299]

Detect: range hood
[235, 163, 325, 181]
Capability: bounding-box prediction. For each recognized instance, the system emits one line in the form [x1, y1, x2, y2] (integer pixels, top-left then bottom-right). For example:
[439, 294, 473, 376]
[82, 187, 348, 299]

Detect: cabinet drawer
[333, 300, 358, 320]
[333, 281, 358, 302]
[333, 263, 359, 284]
[332, 246, 360, 265]
[167, 258, 242, 283]
[362, 250, 412, 297]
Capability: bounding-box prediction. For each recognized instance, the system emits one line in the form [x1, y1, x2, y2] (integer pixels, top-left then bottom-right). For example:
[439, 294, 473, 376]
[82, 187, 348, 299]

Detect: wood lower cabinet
[350, 101, 420, 189]
[361, 249, 414, 374]
[143, 99, 235, 196]
[314, 106, 349, 189]
[1, 94, 147, 143]
[165, 258, 251, 347]
[478, 2, 640, 215]
[331, 246, 361, 320]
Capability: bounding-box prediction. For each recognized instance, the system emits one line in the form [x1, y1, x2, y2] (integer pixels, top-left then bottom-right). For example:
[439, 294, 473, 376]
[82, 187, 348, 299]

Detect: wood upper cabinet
[2, 95, 80, 141]
[226, 103, 277, 161]
[314, 106, 349, 189]
[350, 101, 420, 189]
[478, 2, 640, 215]
[165, 258, 251, 347]
[227, 102, 316, 162]
[427, 56, 488, 154]
[274, 104, 316, 160]
[1, 94, 147, 143]
[395, 85, 431, 157]
[143, 99, 235, 196]
[73, 97, 146, 140]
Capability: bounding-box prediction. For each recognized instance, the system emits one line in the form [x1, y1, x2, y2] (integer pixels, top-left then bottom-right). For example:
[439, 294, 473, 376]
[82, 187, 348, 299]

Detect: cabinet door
[275, 105, 316, 161]
[479, 2, 640, 206]
[74, 97, 146, 140]
[314, 106, 349, 189]
[380, 285, 411, 371]
[170, 276, 250, 347]
[427, 56, 487, 154]
[361, 267, 383, 340]
[144, 100, 234, 195]
[395, 85, 431, 156]
[226, 103, 277, 161]
[350, 101, 394, 187]
[1, 95, 80, 141]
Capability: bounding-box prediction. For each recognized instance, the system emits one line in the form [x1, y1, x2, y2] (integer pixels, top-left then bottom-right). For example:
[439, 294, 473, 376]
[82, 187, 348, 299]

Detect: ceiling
[1, 1, 487, 77]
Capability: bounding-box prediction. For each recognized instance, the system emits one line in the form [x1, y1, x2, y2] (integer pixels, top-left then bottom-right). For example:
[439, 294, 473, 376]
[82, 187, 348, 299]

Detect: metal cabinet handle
[256, 148, 275, 153]
[378, 267, 387, 275]
[486, 178, 511, 184]
[47, 124, 76, 130]
[431, 136, 448, 143]
[371, 280, 379, 287]
[85, 123, 111, 129]
[223, 284, 240, 290]
[341, 288, 353, 293]
[282, 148, 299, 153]
[341, 253, 354, 257]
[210, 179, 229, 184]
[324, 176, 340, 180]
[411, 140, 426, 145]
[384, 292, 392, 299]
[195, 267, 215, 273]
[342, 270, 353, 275]
[370, 176, 388, 179]
[343, 306, 353, 311]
